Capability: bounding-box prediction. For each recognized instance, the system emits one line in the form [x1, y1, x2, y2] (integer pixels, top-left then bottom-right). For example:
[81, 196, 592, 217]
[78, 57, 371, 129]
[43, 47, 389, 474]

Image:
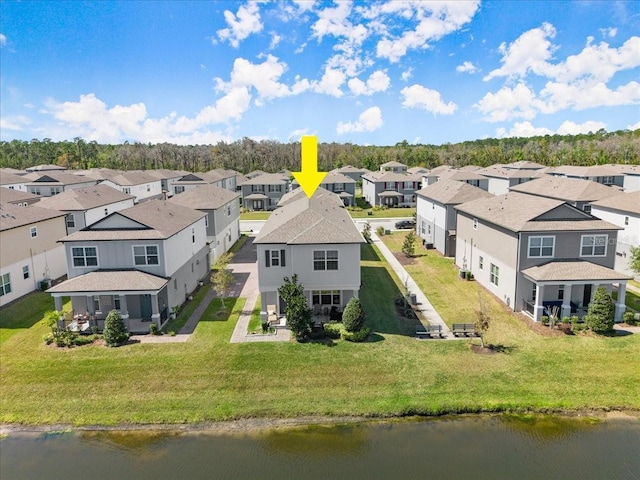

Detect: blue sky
[1, 1, 639, 146]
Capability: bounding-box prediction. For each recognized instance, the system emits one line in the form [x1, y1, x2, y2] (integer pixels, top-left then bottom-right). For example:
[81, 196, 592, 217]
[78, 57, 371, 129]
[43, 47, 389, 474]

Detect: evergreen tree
[584, 286, 615, 334]
[342, 297, 365, 332]
[103, 310, 129, 347]
[629, 245, 640, 277]
[211, 252, 235, 310]
[278, 274, 312, 341]
[402, 230, 416, 257]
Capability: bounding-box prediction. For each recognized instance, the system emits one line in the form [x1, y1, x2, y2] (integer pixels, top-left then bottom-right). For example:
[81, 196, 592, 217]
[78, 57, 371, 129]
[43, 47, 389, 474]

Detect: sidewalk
[370, 232, 455, 339]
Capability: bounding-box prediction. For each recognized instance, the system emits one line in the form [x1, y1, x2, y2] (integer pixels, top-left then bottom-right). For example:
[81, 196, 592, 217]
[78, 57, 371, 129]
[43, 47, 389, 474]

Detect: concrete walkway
[370, 232, 456, 339]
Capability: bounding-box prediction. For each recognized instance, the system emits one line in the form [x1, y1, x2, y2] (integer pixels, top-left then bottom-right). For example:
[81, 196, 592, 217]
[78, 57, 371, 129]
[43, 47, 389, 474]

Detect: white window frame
[581, 234, 607, 257]
[312, 290, 341, 306]
[23, 265, 29, 279]
[93, 296, 101, 313]
[270, 250, 281, 266]
[528, 236, 555, 258]
[71, 246, 99, 268]
[479, 256, 484, 270]
[133, 245, 159, 266]
[313, 250, 339, 271]
[490, 264, 499, 286]
[30, 226, 38, 238]
[0, 273, 11, 296]
[66, 214, 75, 228]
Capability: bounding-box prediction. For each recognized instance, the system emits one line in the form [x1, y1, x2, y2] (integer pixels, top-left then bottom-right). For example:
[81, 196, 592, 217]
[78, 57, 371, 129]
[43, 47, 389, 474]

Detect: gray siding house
[361, 170, 422, 207]
[24, 172, 97, 197]
[455, 192, 630, 323]
[254, 188, 363, 321]
[292, 172, 357, 206]
[47, 200, 210, 332]
[241, 173, 290, 211]
[546, 165, 625, 188]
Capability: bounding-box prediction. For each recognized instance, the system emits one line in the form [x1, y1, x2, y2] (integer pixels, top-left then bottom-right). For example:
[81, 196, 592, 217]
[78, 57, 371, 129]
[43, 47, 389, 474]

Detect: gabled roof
[601, 164, 640, 176]
[477, 164, 546, 179]
[61, 200, 205, 241]
[522, 260, 631, 282]
[36, 185, 135, 211]
[407, 166, 429, 174]
[47, 270, 169, 293]
[331, 165, 371, 174]
[591, 191, 640, 216]
[25, 164, 67, 172]
[0, 171, 28, 185]
[73, 168, 123, 180]
[207, 168, 237, 180]
[255, 188, 362, 245]
[0, 188, 40, 204]
[0, 202, 65, 232]
[416, 179, 493, 205]
[105, 171, 160, 186]
[455, 192, 619, 233]
[145, 169, 190, 180]
[291, 172, 355, 187]
[425, 168, 486, 182]
[547, 165, 623, 177]
[502, 160, 546, 170]
[380, 161, 407, 168]
[24, 172, 95, 186]
[362, 170, 422, 182]
[168, 184, 239, 210]
[242, 173, 288, 185]
[508, 176, 621, 202]
[175, 171, 227, 184]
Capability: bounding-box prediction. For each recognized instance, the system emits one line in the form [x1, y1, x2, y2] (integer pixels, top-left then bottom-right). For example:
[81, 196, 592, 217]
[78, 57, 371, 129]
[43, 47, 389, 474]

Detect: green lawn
[240, 211, 271, 220]
[1, 241, 639, 426]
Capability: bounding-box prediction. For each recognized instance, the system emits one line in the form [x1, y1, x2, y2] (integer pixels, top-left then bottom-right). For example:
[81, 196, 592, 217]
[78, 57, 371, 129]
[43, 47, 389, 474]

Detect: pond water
[1, 415, 639, 480]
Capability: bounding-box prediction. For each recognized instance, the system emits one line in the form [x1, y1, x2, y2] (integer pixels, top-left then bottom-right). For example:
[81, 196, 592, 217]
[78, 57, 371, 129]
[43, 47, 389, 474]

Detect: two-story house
[416, 179, 493, 256]
[241, 173, 290, 211]
[0, 202, 67, 306]
[254, 188, 363, 320]
[24, 172, 97, 197]
[455, 192, 630, 323]
[37, 184, 136, 234]
[476, 165, 544, 195]
[168, 184, 240, 263]
[509, 176, 621, 214]
[591, 191, 640, 278]
[546, 165, 625, 188]
[603, 164, 640, 192]
[47, 200, 209, 332]
[361, 170, 422, 207]
[100, 171, 163, 203]
[421, 168, 489, 190]
[292, 172, 357, 206]
[0, 188, 41, 206]
[146, 169, 190, 198]
[0, 170, 29, 192]
[330, 165, 371, 183]
[380, 161, 408, 173]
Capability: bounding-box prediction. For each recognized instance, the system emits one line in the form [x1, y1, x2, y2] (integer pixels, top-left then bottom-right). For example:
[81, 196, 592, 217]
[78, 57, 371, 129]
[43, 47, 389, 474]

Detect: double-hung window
[528, 236, 555, 258]
[581, 235, 607, 256]
[72, 247, 98, 267]
[66, 214, 75, 228]
[23, 265, 29, 279]
[0, 273, 11, 296]
[30, 226, 38, 238]
[264, 249, 286, 267]
[490, 264, 499, 286]
[133, 245, 159, 266]
[313, 250, 338, 271]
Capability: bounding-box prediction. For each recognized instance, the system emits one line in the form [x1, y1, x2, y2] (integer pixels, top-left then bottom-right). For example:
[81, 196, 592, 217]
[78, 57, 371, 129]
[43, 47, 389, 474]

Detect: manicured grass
[161, 282, 211, 333]
[240, 211, 270, 220]
[1, 241, 639, 426]
[247, 296, 262, 333]
[347, 207, 415, 218]
[228, 234, 249, 254]
[613, 288, 640, 313]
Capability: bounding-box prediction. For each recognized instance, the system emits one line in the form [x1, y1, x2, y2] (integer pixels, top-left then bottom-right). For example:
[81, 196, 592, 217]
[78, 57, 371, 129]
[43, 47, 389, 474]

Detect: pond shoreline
[3, 409, 639, 436]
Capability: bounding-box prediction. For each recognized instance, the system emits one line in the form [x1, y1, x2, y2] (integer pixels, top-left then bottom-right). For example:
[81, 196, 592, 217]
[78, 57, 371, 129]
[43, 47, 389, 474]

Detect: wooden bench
[452, 323, 477, 337]
[416, 325, 443, 338]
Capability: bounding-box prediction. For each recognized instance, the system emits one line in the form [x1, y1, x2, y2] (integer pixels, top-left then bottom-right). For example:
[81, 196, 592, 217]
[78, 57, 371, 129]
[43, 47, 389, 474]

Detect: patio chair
[313, 304, 321, 315]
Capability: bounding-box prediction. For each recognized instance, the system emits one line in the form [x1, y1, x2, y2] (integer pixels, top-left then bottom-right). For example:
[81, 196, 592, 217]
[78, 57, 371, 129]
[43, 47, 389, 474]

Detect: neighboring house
[168, 184, 241, 262]
[509, 176, 621, 214]
[100, 171, 163, 203]
[25, 164, 67, 173]
[0, 170, 29, 191]
[501, 160, 546, 171]
[476, 164, 544, 195]
[37, 184, 136, 234]
[0, 188, 40, 206]
[546, 165, 624, 188]
[455, 192, 630, 323]
[236, 170, 267, 192]
[254, 188, 363, 319]
[47, 200, 210, 332]
[422, 168, 489, 190]
[591, 191, 640, 278]
[23, 172, 97, 197]
[330, 165, 371, 183]
[172, 170, 236, 195]
[407, 166, 429, 175]
[361, 170, 422, 207]
[292, 172, 357, 206]
[380, 161, 408, 173]
[416, 179, 493, 257]
[602, 164, 640, 192]
[208, 169, 238, 191]
[146, 169, 190, 197]
[241, 173, 290, 211]
[73, 168, 123, 181]
[0, 202, 67, 307]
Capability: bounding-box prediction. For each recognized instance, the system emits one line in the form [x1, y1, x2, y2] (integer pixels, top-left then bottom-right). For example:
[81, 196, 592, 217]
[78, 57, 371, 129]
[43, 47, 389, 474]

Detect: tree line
[1, 129, 638, 173]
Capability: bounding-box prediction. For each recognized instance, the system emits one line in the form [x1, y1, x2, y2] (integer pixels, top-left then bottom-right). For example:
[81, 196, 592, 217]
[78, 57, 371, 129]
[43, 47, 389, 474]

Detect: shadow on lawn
[200, 297, 242, 322]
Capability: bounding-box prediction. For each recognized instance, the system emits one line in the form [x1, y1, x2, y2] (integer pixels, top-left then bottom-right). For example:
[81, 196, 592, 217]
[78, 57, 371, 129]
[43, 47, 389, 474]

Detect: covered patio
[47, 270, 170, 333]
[244, 193, 269, 211]
[520, 260, 631, 323]
[337, 191, 354, 207]
[378, 190, 402, 207]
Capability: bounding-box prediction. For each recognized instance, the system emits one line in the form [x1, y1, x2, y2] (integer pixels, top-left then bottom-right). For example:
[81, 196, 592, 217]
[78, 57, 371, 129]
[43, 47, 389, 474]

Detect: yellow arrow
[292, 135, 327, 198]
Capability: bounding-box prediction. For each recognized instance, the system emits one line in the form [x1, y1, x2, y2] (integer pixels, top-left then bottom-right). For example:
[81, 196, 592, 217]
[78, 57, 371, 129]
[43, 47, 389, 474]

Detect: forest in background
[1, 129, 638, 174]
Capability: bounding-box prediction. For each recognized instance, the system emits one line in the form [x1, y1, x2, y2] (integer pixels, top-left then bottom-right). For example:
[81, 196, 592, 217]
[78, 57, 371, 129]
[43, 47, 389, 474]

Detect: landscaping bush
[623, 311, 636, 325]
[323, 322, 342, 339]
[149, 323, 158, 335]
[541, 315, 549, 326]
[342, 326, 370, 342]
[103, 310, 129, 347]
[584, 287, 615, 335]
[342, 297, 365, 332]
[376, 226, 385, 236]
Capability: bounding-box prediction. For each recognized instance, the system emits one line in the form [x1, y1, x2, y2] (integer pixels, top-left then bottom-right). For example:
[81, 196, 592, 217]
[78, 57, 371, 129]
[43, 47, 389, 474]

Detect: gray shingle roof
[168, 184, 239, 210]
[47, 270, 169, 293]
[522, 260, 631, 282]
[242, 173, 288, 185]
[255, 188, 363, 245]
[591, 191, 640, 215]
[0, 171, 28, 185]
[509, 176, 621, 202]
[548, 165, 622, 177]
[477, 164, 546, 179]
[416, 179, 493, 205]
[0, 188, 40, 204]
[106, 171, 160, 186]
[36, 185, 135, 211]
[0, 202, 66, 231]
[24, 172, 96, 186]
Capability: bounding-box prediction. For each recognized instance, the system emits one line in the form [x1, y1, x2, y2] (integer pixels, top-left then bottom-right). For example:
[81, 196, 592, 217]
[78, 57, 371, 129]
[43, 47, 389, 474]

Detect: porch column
[151, 293, 161, 328]
[87, 295, 95, 315]
[533, 284, 545, 322]
[119, 295, 129, 320]
[53, 296, 63, 312]
[561, 284, 573, 319]
[615, 283, 627, 323]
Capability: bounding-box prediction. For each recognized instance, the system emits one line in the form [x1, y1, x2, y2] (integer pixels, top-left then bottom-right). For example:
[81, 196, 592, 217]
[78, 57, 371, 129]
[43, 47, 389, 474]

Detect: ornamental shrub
[342, 297, 365, 332]
[342, 327, 370, 342]
[623, 311, 636, 325]
[584, 286, 615, 335]
[103, 309, 129, 347]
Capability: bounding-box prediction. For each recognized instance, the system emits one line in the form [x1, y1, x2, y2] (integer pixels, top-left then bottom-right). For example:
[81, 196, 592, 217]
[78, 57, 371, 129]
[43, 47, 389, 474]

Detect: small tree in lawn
[402, 230, 416, 257]
[629, 245, 640, 277]
[362, 222, 372, 243]
[584, 286, 615, 334]
[278, 274, 312, 341]
[211, 252, 235, 311]
[475, 291, 490, 348]
[103, 309, 129, 347]
[342, 297, 365, 332]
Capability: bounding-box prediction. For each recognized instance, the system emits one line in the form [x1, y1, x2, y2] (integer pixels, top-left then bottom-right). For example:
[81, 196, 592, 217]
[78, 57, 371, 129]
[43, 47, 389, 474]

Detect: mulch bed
[469, 344, 498, 355]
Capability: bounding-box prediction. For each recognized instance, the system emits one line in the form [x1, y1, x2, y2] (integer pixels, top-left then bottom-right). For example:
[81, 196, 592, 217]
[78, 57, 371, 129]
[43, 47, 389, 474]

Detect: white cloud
[484, 22, 557, 81]
[348, 70, 390, 96]
[337, 106, 383, 134]
[540, 79, 640, 112]
[496, 120, 608, 138]
[292, 0, 315, 12]
[311, 1, 367, 45]
[456, 61, 478, 74]
[0, 33, 6, 47]
[401, 68, 413, 82]
[556, 120, 607, 135]
[475, 83, 545, 122]
[288, 127, 311, 140]
[216, 2, 263, 48]
[0, 115, 30, 131]
[312, 66, 346, 97]
[400, 84, 457, 115]
[628, 120, 640, 131]
[269, 33, 281, 50]
[600, 27, 618, 38]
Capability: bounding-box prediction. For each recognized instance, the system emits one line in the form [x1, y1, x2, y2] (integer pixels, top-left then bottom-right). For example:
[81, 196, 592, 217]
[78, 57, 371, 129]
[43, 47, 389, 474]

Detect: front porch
[378, 190, 402, 207]
[520, 261, 631, 323]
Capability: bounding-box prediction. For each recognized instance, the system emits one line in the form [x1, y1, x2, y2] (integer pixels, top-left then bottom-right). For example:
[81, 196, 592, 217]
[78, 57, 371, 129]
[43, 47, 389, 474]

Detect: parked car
[395, 220, 416, 229]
